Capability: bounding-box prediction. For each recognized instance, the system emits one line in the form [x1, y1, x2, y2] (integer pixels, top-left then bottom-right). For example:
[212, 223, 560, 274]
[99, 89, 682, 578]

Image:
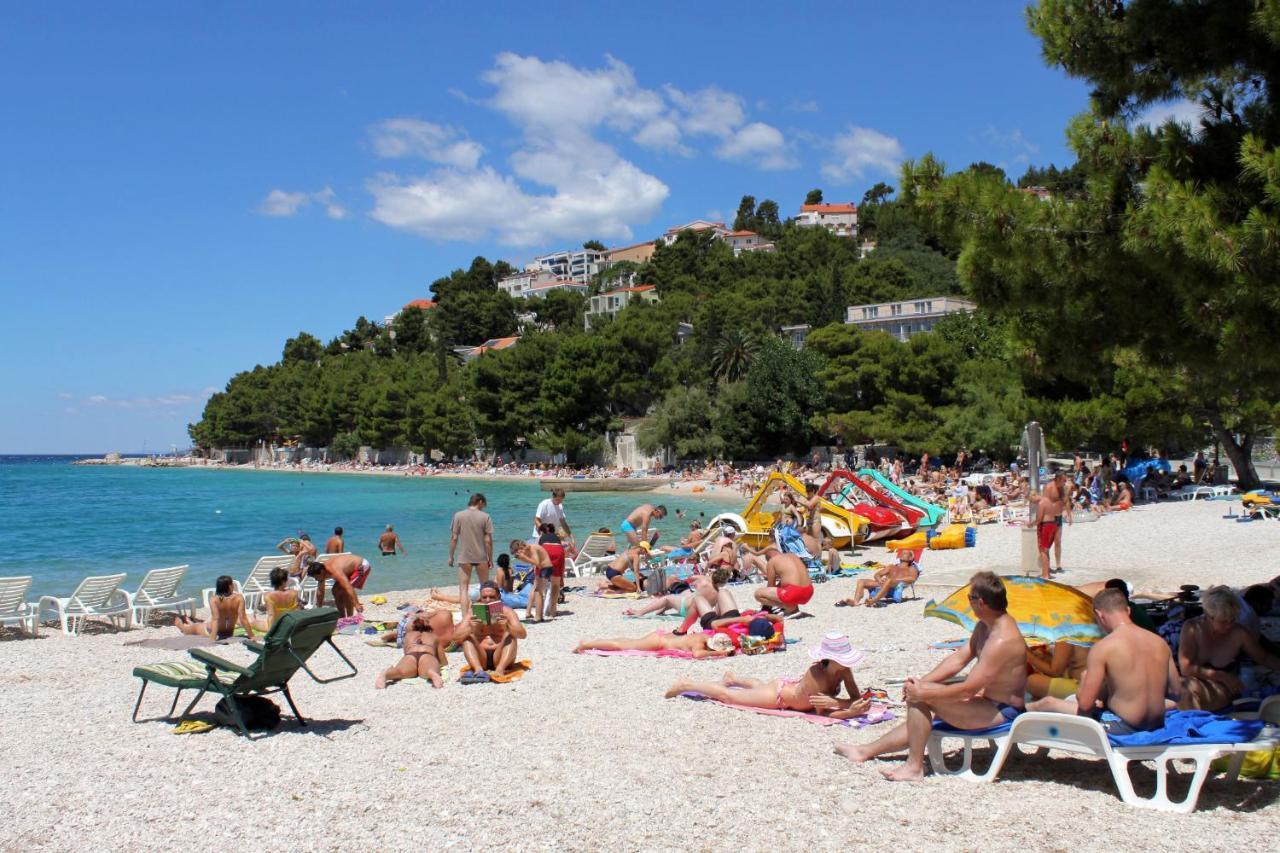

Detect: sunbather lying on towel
[175, 575, 255, 641]
[664, 631, 869, 716]
[835, 571, 1027, 781]
[575, 629, 734, 659]
[375, 612, 450, 689]
[1028, 588, 1177, 732]
[673, 569, 741, 634]
[837, 554, 919, 607]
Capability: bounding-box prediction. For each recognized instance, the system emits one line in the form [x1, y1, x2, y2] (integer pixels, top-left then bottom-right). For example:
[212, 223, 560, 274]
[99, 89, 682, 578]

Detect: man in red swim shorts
[1025, 466, 1068, 580]
[753, 547, 814, 615]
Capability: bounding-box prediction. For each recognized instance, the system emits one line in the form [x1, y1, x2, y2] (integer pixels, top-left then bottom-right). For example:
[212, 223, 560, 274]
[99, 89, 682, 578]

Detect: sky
[0, 1, 1101, 453]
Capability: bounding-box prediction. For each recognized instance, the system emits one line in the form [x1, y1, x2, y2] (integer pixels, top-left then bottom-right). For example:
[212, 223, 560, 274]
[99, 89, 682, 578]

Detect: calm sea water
[0, 456, 736, 598]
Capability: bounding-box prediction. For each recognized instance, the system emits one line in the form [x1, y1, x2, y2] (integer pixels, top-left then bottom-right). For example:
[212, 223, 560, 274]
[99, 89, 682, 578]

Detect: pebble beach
[3, 499, 1278, 852]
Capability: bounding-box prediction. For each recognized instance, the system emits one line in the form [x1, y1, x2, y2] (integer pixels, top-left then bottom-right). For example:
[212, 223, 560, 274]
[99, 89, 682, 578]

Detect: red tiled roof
[800, 203, 857, 214]
[605, 240, 657, 254]
[727, 230, 758, 237]
[403, 299, 437, 310]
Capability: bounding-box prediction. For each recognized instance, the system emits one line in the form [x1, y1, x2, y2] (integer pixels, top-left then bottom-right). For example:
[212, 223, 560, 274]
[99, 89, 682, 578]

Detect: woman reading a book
[460, 581, 528, 680]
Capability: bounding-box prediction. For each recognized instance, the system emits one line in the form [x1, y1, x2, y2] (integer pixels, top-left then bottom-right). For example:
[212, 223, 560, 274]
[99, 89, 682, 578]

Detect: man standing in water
[449, 493, 493, 604]
[378, 524, 406, 556]
[533, 488, 572, 541]
[325, 526, 345, 554]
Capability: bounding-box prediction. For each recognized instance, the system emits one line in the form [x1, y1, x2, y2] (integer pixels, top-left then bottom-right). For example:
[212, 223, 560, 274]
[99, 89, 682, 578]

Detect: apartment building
[845, 296, 976, 341]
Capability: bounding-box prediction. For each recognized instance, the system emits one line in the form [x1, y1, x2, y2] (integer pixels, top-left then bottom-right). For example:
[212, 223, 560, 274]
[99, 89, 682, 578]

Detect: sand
[2, 499, 1277, 851]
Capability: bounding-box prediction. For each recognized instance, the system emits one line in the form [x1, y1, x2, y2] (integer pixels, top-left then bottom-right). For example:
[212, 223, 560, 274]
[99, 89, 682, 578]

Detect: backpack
[215, 695, 282, 731]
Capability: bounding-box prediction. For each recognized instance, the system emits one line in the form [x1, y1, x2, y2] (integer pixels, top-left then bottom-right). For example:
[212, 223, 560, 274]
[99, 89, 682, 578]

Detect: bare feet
[834, 743, 876, 763]
[664, 679, 691, 699]
[374, 673, 388, 689]
[428, 675, 443, 688]
[574, 641, 586, 653]
[622, 608, 637, 616]
[881, 763, 925, 782]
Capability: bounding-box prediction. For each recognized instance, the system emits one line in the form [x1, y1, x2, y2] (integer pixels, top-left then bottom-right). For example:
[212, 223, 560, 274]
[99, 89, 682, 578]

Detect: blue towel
[1106, 710, 1264, 747]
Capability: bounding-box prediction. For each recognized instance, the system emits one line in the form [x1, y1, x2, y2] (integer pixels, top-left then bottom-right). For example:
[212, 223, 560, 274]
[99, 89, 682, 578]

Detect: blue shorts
[620, 519, 636, 534]
[996, 702, 1023, 723]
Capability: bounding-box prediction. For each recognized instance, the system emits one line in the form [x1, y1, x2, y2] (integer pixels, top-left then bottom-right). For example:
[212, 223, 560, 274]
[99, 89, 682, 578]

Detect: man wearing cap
[835, 570, 1027, 781]
[664, 631, 871, 718]
[752, 547, 814, 615]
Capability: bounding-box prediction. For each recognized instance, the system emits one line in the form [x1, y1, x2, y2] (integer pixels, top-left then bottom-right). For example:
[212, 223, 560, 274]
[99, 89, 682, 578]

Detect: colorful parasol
[923, 575, 1103, 645]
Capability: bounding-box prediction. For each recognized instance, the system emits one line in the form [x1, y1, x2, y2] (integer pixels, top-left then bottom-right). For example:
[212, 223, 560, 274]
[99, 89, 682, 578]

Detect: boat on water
[707, 472, 870, 548]
[540, 477, 664, 493]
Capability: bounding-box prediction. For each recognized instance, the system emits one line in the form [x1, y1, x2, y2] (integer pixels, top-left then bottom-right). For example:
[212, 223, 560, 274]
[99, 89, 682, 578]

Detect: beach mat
[579, 647, 696, 659]
[679, 691, 895, 728]
[583, 591, 643, 599]
[124, 636, 232, 650]
[459, 659, 532, 683]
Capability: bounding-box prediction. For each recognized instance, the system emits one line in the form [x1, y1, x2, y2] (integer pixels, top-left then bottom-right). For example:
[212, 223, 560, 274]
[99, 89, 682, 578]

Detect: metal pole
[1020, 421, 1043, 575]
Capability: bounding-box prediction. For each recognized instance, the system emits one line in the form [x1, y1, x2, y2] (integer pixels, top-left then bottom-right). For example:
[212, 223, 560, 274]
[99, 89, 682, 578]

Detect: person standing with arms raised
[449, 493, 494, 604]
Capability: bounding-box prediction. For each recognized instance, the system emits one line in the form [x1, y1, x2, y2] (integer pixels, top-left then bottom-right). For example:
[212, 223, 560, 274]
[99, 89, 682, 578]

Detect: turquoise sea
[0, 455, 736, 598]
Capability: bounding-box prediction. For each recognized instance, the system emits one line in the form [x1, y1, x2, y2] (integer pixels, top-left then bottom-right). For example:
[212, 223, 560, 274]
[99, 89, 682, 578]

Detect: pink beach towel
[579, 648, 695, 659]
[680, 691, 895, 728]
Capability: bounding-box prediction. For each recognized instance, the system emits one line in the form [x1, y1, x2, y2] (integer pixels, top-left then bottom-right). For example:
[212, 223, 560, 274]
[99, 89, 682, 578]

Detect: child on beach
[664, 632, 870, 717]
[175, 575, 255, 641]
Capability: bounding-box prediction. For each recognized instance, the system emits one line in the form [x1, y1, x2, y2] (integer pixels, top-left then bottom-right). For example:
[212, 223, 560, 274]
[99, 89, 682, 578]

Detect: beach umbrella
[923, 575, 1103, 646]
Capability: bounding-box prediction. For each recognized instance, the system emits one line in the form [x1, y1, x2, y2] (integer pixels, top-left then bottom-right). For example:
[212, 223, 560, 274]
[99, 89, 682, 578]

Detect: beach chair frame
[126, 565, 196, 627]
[37, 572, 130, 635]
[0, 576, 38, 637]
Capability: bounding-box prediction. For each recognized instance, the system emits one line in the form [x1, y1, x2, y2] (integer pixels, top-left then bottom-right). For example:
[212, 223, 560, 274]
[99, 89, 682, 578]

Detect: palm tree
[711, 329, 758, 383]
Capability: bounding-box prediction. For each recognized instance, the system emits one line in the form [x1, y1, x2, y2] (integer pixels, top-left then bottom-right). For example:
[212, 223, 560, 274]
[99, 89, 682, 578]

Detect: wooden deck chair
[37, 573, 130, 635]
[0, 576, 38, 637]
[125, 565, 196, 627]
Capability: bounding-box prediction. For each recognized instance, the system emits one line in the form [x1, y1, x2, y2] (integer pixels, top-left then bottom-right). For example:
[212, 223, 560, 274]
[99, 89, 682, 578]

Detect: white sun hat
[807, 631, 865, 668]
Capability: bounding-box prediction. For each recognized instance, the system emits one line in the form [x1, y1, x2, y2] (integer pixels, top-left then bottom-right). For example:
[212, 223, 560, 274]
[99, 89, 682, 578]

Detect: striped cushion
[133, 660, 236, 688]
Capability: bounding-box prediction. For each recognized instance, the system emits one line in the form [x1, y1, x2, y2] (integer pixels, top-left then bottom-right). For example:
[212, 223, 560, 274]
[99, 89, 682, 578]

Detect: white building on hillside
[498, 268, 588, 300]
[796, 202, 858, 238]
[585, 284, 660, 327]
[532, 248, 605, 284]
[724, 229, 776, 255]
[845, 296, 976, 341]
[661, 219, 730, 245]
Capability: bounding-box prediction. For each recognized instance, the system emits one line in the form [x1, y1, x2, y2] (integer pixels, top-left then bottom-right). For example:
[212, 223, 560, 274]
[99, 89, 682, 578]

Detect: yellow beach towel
[459, 659, 533, 683]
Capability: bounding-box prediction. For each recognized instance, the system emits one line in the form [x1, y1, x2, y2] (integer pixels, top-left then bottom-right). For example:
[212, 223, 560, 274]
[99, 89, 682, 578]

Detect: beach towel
[1105, 710, 1264, 747]
[585, 590, 643, 599]
[459, 659, 532, 683]
[125, 636, 227, 650]
[679, 691, 895, 727]
[579, 647, 696, 659]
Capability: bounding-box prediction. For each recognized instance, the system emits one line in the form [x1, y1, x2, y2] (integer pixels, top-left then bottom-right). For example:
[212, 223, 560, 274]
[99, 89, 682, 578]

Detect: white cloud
[1136, 99, 1202, 130]
[665, 85, 746, 139]
[369, 118, 483, 169]
[81, 387, 216, 410]
[716, 122, 796, 170]
[258, 186, 347, 219]
[821, 126, 905, 182]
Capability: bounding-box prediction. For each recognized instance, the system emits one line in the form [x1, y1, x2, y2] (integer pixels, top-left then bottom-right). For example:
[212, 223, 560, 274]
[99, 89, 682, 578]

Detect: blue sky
[1, 1, 1094, 453]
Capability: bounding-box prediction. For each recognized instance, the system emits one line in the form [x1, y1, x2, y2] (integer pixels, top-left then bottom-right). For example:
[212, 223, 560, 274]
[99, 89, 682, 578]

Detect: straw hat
[807, 631, 865, 668]
[707, 633, 735, 653]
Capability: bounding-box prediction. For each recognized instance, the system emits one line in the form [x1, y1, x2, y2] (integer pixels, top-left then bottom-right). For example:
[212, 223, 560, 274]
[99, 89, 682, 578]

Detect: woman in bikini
[175, 575, 255, 640]
[254, 567, 300, 632]
[375, 613, 448, 689]
[663, 632, 871, 717]
[575, 629, 733, 659]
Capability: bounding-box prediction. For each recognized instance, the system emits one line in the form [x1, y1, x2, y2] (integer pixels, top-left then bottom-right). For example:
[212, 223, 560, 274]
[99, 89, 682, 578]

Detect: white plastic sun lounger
[0, 576, 38, 637]
[567, 533, 617, 577]
[927, 712, 1275, 813]
[37, 572, 131, 635]
[125, 565, 196, 627]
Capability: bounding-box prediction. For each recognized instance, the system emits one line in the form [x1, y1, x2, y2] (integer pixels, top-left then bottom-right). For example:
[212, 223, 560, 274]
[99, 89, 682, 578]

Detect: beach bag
[1210, 746, 1279, 780]
[215, 695, 281, 731]
[643, 568, 666, 597]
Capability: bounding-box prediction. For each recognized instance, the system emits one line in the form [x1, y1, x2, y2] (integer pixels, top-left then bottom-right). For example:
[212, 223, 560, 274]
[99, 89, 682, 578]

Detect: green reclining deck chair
[131, 607, 356, 738]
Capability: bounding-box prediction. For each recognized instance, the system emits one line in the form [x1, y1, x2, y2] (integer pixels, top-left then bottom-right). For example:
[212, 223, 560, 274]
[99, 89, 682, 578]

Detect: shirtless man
[1028, 588, 1178, 731]
[306, 554, 369, 617]
[378, 524, 406, 556]
[460, 582, 527, 678]
[836, 571, 1028, 781]
[1178, 585, 1280, 711]
[664, 631, 871, 717]
[838, 553, 919, 607]
[621, 503, 666, 547]
[325, 526, 345, 554]
[175, 575, 255, 640]
[597, 544, 648, 593]
[753, 547, 814, 615]
[577, 629, 734, 660]
[1025, 468, 1068, 579]
[511, 539, 555, 623]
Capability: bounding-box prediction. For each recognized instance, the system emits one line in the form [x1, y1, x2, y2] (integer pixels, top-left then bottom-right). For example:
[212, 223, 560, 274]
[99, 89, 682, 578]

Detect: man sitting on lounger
[1178, 585, 1280, 711]
[460, 581, 527, 679]
[1028, 588, 1178, 732]
[835, 571, 1027, 781]
[753, 547, 813, 615]
[663, 631, 871, 717]
[837, 553, 919, 607]
[575, 628, 735, 659]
